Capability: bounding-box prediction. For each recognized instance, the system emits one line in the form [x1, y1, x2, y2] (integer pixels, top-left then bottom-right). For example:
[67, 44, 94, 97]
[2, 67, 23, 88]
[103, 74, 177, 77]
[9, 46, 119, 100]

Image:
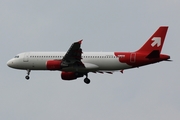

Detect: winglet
[78, 39, 83, 44]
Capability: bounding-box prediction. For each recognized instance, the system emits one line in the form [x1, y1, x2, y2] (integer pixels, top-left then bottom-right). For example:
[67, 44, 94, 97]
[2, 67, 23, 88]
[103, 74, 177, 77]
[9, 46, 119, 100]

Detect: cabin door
[130, 53, 136, 63]
[23, 53, 29, 62]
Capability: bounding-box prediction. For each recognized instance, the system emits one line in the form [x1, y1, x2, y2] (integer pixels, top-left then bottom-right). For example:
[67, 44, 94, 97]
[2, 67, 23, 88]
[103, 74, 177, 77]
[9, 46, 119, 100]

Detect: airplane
[7, 26, 171, 84]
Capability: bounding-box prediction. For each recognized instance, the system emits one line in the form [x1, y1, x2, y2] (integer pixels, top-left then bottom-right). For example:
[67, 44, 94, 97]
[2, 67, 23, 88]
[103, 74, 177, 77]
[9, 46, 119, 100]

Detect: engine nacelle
[61, 71, 84, 80]
[46, 60, 62, 70]
[61, 71, 77, 80]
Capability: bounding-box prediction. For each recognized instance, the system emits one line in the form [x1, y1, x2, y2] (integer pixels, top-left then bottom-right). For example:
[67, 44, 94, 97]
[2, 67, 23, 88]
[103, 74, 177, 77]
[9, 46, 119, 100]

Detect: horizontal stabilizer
[164, 59, 173, 61]
[146, 50, 160, 59]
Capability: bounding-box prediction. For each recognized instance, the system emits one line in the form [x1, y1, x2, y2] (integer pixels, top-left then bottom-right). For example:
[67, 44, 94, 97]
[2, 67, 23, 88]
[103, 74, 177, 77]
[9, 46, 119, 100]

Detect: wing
[61, 40, 84, 67]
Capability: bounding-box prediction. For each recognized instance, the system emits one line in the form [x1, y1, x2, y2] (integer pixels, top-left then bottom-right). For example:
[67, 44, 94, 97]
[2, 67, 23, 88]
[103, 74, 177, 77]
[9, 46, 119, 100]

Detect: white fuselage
[7, 52, 131, 72]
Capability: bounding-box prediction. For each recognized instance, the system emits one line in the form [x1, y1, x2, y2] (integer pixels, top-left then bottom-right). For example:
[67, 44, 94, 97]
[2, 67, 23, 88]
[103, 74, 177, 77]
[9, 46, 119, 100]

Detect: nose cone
[7, 59, 14, 68]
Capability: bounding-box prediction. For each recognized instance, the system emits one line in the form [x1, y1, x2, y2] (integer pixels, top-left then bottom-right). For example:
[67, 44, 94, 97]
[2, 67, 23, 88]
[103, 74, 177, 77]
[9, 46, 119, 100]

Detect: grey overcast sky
[0, 0, 180, 120]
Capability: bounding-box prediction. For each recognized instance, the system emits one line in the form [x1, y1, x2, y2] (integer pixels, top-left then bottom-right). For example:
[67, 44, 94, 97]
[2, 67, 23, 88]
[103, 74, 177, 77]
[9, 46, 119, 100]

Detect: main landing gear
[25, 69, 31, 80]
[84, 74, 90, 84]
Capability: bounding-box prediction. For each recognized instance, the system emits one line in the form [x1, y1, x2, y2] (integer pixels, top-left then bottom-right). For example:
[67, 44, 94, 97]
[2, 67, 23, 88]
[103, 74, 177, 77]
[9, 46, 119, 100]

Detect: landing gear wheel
[25, 69, 31, 80]
[84, 78, 90, 84]
[25, 76, 30, 80]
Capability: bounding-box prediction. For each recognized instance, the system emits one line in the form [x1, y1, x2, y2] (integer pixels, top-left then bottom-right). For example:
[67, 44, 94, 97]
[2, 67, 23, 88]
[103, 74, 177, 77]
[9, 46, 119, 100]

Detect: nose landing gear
[25, 69, 31, 80]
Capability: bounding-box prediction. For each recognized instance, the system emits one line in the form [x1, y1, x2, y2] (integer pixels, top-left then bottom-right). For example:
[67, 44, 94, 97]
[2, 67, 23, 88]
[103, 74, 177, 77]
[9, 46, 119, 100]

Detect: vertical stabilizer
[136, 26, 168, 53]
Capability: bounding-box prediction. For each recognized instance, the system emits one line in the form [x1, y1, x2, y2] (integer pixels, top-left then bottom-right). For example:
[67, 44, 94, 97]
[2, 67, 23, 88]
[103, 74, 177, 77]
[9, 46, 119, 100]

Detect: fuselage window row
[29, 56, 118, 59]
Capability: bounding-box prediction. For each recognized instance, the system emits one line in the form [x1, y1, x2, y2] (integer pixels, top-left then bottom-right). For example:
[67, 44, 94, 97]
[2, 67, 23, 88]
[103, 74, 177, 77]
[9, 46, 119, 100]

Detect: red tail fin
[136, 26, 168, 53]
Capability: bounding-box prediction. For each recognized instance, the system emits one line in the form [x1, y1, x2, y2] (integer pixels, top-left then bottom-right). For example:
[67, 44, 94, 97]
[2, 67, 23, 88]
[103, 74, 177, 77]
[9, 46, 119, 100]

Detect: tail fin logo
[151, 37, 161, 47]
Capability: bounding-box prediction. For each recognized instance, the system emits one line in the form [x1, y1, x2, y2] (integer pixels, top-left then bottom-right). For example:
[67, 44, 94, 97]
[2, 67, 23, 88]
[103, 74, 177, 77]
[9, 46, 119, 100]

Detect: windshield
[14, 56, 19, 58]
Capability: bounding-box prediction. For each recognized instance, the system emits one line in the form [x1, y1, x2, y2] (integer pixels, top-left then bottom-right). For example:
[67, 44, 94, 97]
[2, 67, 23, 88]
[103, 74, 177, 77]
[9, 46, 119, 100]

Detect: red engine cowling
[46, 60, 62, 70]
[61, 71, 77, 80]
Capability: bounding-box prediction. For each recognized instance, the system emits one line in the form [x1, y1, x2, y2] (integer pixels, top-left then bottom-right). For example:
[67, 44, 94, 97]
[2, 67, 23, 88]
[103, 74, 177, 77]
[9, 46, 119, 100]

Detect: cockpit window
[14, 56, 19, 58]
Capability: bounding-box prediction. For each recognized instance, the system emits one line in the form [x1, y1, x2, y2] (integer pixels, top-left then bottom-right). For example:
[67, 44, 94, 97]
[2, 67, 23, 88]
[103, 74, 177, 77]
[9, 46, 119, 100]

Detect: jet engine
[61, 71, 83, 80]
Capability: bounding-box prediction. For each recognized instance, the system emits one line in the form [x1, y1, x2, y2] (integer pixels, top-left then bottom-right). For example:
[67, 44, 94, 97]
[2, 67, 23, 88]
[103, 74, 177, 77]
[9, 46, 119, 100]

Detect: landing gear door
[23, 53, 29, 62]
[130, 53, 136, 63]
